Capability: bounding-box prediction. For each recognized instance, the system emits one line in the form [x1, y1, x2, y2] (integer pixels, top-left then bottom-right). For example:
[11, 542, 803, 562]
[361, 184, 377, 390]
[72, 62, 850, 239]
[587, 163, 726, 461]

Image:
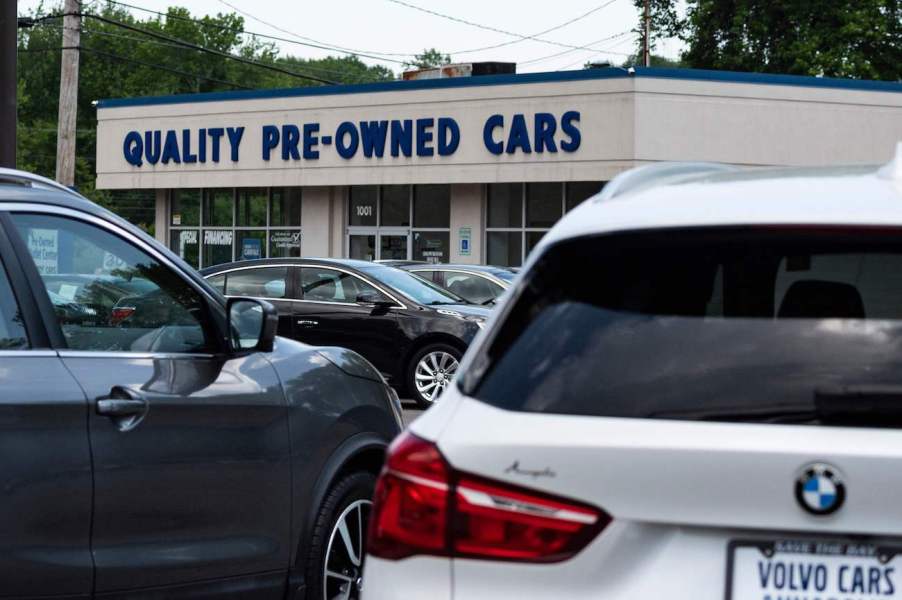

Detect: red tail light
[368, 432, 609, 563]
[110, 306, 135, 326]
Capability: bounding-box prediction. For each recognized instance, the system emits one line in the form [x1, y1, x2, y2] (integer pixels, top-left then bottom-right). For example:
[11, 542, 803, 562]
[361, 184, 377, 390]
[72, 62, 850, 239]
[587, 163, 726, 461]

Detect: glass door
[349, 234, 376, 261]
[379, 230, 409, 260]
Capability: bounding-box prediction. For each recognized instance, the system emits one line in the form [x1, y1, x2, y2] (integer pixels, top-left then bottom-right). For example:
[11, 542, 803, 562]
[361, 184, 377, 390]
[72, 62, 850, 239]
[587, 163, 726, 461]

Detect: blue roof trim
[96, 66, 902, 108]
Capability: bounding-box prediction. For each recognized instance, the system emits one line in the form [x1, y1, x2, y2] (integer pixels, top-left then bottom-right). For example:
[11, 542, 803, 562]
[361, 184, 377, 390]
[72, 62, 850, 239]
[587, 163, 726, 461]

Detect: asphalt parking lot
[400, 400, 424, 426]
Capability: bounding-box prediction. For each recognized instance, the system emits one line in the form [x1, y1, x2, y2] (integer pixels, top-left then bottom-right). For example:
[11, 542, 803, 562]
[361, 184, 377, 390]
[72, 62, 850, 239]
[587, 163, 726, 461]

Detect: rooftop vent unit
[402, 62, 516, 81]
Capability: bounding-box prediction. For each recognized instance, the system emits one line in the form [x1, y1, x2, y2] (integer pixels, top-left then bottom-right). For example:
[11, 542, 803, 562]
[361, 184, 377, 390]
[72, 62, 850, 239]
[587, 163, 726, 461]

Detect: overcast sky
[17, 0, 686, 75]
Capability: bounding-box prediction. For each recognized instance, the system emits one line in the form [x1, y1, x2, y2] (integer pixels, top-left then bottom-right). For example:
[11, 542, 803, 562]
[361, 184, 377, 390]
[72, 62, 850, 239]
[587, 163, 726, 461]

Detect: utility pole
[56, 0, 80, 186]
[643, 0, 651, 67]
[0, 0, 16, 168]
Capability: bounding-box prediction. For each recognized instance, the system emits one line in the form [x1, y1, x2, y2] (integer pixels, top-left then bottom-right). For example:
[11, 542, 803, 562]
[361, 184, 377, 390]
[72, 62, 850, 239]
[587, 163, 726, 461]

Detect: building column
[300, 186, 333, 258]
[154, 189, 168, 245]
[449, 183, 483, 264]
[330, 186, 346, 258]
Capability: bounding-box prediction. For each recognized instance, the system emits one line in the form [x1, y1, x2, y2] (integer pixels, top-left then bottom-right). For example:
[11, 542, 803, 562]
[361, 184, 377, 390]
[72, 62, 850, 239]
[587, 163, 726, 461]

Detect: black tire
[303, 471, 376, 600]
[407, 343, 462, 409]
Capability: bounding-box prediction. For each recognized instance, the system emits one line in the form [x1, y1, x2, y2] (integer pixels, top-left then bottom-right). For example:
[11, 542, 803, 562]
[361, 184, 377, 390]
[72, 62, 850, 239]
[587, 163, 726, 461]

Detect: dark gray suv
[0, 169, 401, 600]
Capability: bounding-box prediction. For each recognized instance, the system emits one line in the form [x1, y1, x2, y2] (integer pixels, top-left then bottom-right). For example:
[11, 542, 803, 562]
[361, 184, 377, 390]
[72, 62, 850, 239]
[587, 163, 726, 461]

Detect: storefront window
[413, 185, 450, 228]
[269, 230, 301, 258]
[526, 183, 563, 228]
[237, 188, 267, 227]
[349, 186, 378, 227]
[487, 183, 523, 228]
[202, 229, 233, 266]
[170, 187, 302, 267]
[236, 230, 266, 261]
[347, 185, 448, 262]
[566, 181, 604, 211]
[413, 231, 450, 263]
[381, 185, 411, 227]
[270, 188, 302, 227]
[170, 229, 199, 268]
[171, 189, 200, 227]
[203, 189, 233, 226]
[485, 181, 605, 266]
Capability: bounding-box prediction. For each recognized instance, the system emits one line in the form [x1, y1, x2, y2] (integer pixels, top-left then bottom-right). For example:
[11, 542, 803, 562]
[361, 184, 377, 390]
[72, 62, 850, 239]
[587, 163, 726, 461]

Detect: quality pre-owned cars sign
[95, 76, 634, 189]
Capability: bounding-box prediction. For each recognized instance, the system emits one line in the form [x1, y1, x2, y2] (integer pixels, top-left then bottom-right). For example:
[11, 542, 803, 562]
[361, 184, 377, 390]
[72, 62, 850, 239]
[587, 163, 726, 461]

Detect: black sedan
[202, 259, 491, 407]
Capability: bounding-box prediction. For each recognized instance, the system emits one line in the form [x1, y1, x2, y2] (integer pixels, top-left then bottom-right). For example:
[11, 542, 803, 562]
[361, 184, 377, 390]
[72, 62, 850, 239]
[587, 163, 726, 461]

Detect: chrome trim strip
[58, 350, 218, 360]
[207, 263, 408, 309]
[0, 350, 57, 358]
[0, 168, 87, 200]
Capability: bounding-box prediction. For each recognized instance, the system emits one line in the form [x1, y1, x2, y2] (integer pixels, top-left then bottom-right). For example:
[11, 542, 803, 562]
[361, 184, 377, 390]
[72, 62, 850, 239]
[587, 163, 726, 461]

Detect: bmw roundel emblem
[795, 463, 845, 516]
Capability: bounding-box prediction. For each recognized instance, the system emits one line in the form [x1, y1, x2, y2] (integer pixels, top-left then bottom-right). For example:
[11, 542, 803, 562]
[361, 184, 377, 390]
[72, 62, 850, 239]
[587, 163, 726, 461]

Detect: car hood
[429, 304, 492, 319]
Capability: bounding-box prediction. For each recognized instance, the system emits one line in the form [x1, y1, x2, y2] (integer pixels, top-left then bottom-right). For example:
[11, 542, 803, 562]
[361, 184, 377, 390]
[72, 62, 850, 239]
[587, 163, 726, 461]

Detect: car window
[207, 273, 226, 293]
[0, 256, 28, 349]
[412, 270, 438, 283]
[469, 227, 902, 429]
[12, 214, 215, 354]
[445, 272, 501, 305]
[224, 267, 287, 298]
[358, 264, 466, 306]
[300, 267, 388, 303]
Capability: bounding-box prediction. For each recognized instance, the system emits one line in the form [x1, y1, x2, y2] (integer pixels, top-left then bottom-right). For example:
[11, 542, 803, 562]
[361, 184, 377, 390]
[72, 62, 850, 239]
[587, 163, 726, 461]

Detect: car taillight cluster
[110, 306, 135, 326]
[367, 432, 609, 563]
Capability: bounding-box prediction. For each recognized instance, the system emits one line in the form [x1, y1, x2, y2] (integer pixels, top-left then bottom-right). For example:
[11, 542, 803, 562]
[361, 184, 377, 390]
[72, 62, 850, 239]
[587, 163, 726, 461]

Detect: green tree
[16, 2, 396, 229]
[681, 0, 901, 80]
[630, 0, 682, 62]
[404, 48, 452, 69]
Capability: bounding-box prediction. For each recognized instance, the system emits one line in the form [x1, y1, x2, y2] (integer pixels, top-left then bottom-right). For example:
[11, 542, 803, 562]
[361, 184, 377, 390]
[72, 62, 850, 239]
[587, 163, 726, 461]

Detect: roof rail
[0, 168, 86, 200]
[594, 162, 740, 203]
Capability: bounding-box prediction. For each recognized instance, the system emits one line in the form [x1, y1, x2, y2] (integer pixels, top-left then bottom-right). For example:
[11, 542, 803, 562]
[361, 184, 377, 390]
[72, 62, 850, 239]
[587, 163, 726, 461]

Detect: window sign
[26, 228, 59, 274]
[459, 227, 472, 256]
[241, 237, 262, 260]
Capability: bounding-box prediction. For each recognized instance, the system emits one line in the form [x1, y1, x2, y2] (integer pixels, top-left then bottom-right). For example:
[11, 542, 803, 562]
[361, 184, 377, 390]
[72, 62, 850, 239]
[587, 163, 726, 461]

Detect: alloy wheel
[414, 351, 459, 404]
[323, 499, 371, 600]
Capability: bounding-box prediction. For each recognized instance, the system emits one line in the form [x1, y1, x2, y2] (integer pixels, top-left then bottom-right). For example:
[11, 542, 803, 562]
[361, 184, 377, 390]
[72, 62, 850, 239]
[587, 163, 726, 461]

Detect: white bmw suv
[363, 146, 902, 600]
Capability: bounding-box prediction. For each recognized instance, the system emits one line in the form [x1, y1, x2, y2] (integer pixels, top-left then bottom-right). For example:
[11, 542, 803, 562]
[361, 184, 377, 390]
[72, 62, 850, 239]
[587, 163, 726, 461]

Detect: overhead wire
[383, 0, 632, 55]
[519, 30, 635, 66]
[80, 12, 339, 85]
[450, 0, 623, 54]
[556, 34, 639, 70]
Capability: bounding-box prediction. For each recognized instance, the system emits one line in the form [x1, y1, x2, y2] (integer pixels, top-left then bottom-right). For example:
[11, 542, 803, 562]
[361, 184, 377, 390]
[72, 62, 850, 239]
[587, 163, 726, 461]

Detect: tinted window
[413, 185, 450, 228]
[225, 267, 287, 298]
[0, 256, 27, 349]
[300, 267, 386, 303]
[359, 264, 463, 305]
[470, 228, 902, 428]
[13, 214, 214, 354]
[207, 273, 226, 293]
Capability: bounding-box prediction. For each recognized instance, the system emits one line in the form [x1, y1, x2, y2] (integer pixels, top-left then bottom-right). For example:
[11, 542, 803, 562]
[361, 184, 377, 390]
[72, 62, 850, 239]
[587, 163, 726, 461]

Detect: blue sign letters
[123, 112, 580, 167]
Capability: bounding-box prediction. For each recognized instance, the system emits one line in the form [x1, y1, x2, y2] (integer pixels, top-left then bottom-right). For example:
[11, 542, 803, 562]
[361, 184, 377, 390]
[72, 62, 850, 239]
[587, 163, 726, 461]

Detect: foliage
[404, 48, 452, 69]
[681, 0, 900, 81]
[16, 2, 396, 230]
[630, 0, 682, 60]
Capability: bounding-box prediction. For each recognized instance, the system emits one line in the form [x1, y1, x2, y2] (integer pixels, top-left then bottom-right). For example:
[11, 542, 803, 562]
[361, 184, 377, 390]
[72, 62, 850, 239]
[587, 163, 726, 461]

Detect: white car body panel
[363, 155, 902, 600]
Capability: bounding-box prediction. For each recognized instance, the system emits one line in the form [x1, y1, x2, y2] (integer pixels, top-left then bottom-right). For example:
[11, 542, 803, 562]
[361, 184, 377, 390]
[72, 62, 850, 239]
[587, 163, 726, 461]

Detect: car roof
[402, 263, 515, 273]
[542, 160, 902, 252]
[200, 257, 388, 275]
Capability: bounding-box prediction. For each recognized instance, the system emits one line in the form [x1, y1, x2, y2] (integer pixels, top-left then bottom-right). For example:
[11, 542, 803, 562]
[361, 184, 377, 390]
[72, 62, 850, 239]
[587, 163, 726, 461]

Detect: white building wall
[449, 184, 483, 264]
[300, 186, 333, 258]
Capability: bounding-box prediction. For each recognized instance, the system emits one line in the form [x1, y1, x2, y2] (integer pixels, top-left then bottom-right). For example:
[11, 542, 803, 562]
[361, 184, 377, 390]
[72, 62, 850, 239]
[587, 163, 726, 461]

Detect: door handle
[96, 386, 148, 431]
[297, 319, 319, 327]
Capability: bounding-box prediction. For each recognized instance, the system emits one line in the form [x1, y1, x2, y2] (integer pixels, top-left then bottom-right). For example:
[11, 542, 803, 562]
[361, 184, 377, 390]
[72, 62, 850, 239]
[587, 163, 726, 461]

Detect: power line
[98, 0, 409, 65]
[18, 45, 253, 89]
[557, 33, 638, 70]
[384, 0, 631, 54]
[216, 0, 410, 62]
[451, 0, 623, 54]
[31, 21, 379, 82]
[82, 12, 338, 85]
[519, 30, 635, 66]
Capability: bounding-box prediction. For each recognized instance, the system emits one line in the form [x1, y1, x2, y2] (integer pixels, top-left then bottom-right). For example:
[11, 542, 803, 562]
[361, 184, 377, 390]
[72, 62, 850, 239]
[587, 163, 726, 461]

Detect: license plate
[727, 540, 902, 600]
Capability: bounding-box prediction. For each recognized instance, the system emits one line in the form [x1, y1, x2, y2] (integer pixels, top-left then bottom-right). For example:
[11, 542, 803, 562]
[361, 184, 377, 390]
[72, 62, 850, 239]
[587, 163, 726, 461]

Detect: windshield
[359, 265, 467, 305]
[491, 269, 517, 283]
[467, 227, 902, 429]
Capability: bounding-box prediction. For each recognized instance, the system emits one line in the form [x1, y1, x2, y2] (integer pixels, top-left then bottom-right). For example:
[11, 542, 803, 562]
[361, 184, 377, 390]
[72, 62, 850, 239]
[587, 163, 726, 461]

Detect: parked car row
[4, 144, 901, 599]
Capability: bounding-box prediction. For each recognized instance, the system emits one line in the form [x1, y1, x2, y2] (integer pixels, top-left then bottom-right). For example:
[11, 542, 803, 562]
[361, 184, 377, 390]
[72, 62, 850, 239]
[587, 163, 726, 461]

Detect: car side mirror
[227, 297, 278, 353]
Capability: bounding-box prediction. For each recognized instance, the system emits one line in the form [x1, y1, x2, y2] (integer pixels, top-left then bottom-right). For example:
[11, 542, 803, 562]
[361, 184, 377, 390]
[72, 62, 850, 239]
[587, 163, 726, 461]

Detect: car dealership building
[95, 66, 902, 268]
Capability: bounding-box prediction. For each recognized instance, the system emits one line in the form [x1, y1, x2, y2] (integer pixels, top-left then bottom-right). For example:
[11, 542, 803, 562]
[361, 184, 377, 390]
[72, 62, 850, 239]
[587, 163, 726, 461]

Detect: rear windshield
[467, 227, 902, 428]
